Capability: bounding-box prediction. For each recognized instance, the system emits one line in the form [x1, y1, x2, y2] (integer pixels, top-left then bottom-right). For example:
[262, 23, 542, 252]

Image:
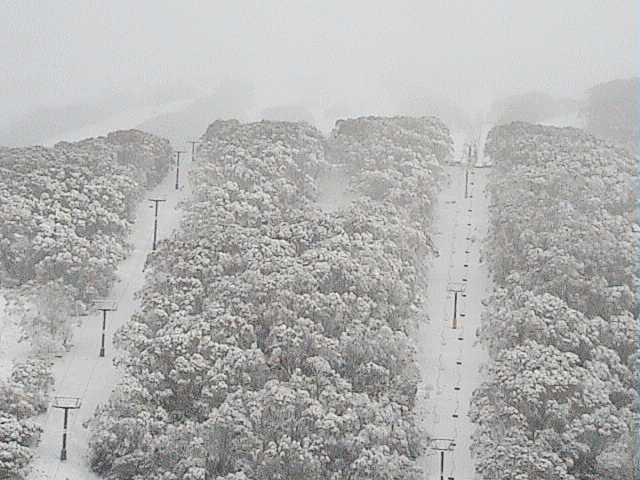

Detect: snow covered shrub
[6, 282, 77, 354]
[0, 415, 40, 479]
[89, 118, 447, 479]
[0, 375, 47, 479]
[472, 122, 637, 479]
[9, 359, 54, 414]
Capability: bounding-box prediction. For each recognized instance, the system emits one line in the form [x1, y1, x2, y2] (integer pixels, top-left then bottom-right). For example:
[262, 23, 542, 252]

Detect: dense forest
[471, 122, 637, 479]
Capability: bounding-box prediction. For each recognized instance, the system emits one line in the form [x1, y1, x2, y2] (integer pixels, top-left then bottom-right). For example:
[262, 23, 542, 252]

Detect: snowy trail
[27, 158, 192, 480]
[417, 160, 492, 479]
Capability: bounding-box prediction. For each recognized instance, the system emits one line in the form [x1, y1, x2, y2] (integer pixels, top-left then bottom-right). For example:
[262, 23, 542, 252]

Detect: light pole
[52, 396, 81, 460]
[175, 150, 185, 190]
[148, 198, 167, 251]
[93, 300, 117, 357]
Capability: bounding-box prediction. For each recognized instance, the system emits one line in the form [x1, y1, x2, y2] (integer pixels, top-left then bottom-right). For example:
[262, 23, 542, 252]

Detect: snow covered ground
[417, 159, 492, 479]
[25, 158, 193, 480]
[449, 129, 471, 164]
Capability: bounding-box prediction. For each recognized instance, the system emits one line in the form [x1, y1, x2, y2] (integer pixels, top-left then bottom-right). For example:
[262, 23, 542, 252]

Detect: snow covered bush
[0, 415, 40, 480]
[89, 118, 448, 479]
[9, 359, 54, 414]
[472, 122, 637, 479]
[6, 282, 77, 354]
[0, 359, 52, 479]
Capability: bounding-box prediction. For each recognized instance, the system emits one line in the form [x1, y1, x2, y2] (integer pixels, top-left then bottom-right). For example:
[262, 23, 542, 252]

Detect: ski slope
[417, 156, 492, 479]
[26, 156, 193, 480]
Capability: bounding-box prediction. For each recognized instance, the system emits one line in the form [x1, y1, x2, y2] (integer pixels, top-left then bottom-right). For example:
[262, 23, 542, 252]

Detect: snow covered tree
[9, 359, 54, 414]
[0, 379, 44, 479]
[7, 282, 76, 354]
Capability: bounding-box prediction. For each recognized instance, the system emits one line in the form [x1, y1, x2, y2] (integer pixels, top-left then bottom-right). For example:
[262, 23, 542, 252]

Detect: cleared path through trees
[417, 158, 492, 479]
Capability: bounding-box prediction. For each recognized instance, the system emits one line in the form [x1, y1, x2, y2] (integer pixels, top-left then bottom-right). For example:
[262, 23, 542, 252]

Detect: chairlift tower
[93, 299, 117, 357]
[52, 396, 81, 460]
[429, 437, 456, 480]
[175, 150, 186, 190]
[187, 140, 199, 162]
[148, 197, 167, 251]
[447, 282, 466, 329]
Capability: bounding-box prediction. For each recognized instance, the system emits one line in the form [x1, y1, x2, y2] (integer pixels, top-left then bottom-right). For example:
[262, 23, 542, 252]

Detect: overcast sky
[1, 0, 637, 120]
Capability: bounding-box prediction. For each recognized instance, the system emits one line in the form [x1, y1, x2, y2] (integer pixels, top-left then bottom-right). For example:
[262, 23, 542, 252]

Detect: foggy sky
[2, 0, 637, 122]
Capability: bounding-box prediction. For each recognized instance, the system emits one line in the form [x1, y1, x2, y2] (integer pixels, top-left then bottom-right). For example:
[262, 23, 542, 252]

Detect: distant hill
[0, 85, 198, 147]
[490, 91, 582, 126]
[136, 82, 255, 146]
[0, 103, 116, 147]
[584, 77, 639, 154]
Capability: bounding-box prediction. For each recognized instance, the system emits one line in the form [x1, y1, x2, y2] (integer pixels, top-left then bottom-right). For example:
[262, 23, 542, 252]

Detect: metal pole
[464, 169, 469, 198]
[149, 199, 166, 251]
[175, 150, 185, 190]
[60, 408, 69, 460]
[175, 152, 180, 190]
[152, 201, 159, 251]
[453, 291, 458, 328]
[188, 140, 198, 161]
[440, 451, 445, 480]
[99, 310, 107, 357]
